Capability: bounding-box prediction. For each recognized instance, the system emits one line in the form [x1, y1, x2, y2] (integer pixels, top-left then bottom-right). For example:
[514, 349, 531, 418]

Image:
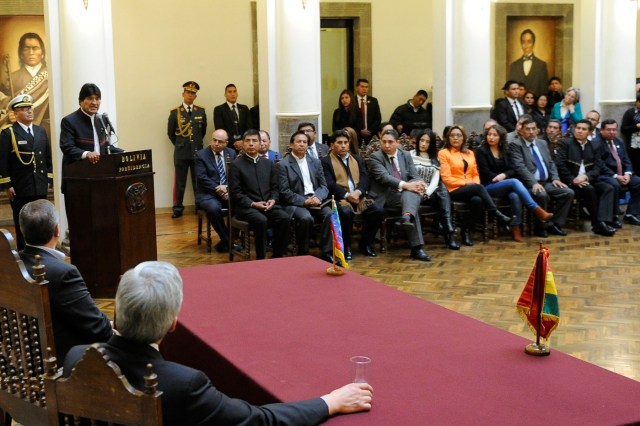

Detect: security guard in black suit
[0, 94, 53, 249]
[167, 81, 207, 218]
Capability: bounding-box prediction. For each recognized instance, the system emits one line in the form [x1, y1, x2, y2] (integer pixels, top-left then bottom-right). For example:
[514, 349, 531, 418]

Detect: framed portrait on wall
[0, 1, 48, 136]
[494, 3, 573, 102]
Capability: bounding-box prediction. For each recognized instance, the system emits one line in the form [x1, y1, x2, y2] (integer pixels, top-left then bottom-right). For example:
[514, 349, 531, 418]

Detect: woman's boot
[512, 224, 524, 242]
[444, 231, 460, 250]
[533, 206, 554, 222]
[461, 228, 474, 246]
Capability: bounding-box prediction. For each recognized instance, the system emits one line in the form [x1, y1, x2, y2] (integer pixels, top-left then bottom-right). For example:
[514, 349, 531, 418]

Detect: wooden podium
[63, 150, 157, 298]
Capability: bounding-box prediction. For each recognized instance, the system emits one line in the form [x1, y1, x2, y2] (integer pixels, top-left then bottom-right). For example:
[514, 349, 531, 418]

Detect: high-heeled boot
[461, 228, 474, 246]
[533, 206, 554, 222]
[512, 224, 524, 242]
[444, 231, 460, 250]
[494, 210, 514, 226]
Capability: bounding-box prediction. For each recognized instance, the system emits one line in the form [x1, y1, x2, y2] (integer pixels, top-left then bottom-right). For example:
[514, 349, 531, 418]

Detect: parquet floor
[97, 211, 640, 383]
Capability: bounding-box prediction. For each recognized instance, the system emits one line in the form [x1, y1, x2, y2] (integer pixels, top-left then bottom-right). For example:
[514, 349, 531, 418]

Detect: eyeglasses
[449, 134, 463, 139]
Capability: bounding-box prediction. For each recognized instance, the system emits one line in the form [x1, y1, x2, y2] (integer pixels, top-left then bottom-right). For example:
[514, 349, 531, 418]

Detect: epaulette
[193, 104, 206, 111]
[171, 106, 180, 112]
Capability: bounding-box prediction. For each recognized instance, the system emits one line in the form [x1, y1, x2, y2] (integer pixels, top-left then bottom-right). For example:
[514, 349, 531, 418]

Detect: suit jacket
[195, 146, 236, 204]
[59, 109, 124, 192]
[366, 148, 419, 204]
[389, 101, 431, 135]
[167, 104, 207, 160]
[437, 147, 480, 192]
[213, 102, 253, 140]
[332, 106, 362, 134]
[321, 152, 370, 200]
[308, 142, 330, 158]
[474, 144, 517, 185]
[358, 95, 382, 139]
[19, 246, 112, 362]
[0, 122, 52, 196]
[491, 98, 527, 132]
[278, 154, 329, 210]
[554, 137, 607, 185]
[591, 136, 633, 177]
[508, 55, 549, 98]
[508, 136, 560, 188]
[229, 155, 281, 214]
[64, 336, 329, 426]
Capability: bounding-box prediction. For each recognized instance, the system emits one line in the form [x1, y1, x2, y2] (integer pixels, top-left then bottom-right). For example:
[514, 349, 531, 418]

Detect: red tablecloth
[161, 256, 640, 425]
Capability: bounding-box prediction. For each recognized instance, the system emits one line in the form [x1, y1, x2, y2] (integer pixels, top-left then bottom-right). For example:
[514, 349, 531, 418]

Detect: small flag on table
[516, 245, 559, 340]
[330, 197, 348, 269]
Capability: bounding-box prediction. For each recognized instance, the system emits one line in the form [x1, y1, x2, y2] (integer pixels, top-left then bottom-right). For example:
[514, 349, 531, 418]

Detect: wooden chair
[451, 201, 489, 243]
[44, 344, 163, 425]
[227, 155, 253, 261]
[197, 206, 229, 253]
[380, 205, 439, 252]
[0, 229, 54, 426]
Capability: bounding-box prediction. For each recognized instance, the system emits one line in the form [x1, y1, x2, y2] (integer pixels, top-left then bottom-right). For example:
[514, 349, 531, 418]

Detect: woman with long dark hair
[332, 89, 361, 134]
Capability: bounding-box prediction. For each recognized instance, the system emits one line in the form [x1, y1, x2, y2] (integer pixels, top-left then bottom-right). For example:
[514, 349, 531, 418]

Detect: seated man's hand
[264, 199, 276, 211]
[321, 382, 373, 415]
[215, 185, 229, 200]
[402, 180, 424, 194]
[304, 196, 321, 207]
[346, 190, 361, 205]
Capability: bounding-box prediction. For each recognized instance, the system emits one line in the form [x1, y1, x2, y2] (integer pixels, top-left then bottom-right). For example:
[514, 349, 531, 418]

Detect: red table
[161, 256, 640, 425]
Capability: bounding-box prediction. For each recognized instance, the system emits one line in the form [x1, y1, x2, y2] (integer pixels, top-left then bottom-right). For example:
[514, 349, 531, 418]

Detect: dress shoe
[171, 211, 183, 219]
[395, 214, 416, 232]
[494, 210, 514, 226]
[461, 228, 474, 246]
[214, 241, 229, 253]
[532, 206, 554, 222]
[344, 247, 353, 261]
[410, 246, 431, 261]
[359, 244, 378, 257]
[546, 223, 567, 236]
[444, 233, 460, 250]
[606, 219, 623, 229]
[511, 224, 524, 242]
[320, 253, 342, 266]
[623, 214, 640, 226]
[592, 222, 615, 237]
[534, 228, 549, 238]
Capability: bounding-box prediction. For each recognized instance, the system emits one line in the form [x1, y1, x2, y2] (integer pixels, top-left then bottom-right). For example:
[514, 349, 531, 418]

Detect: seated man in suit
[298, 122, 329, 159]
[366, 129, 431, 261]
[509, 117, 574, 237]
[229, 129, 290, 259]
[213, 83, 254, 151]
[195, 129, 235, 252]
[259, 129, 279, 161]
[321, 130, 383, 259]
[64, 261, 373, 426]
[594, 119, 640, 226]
[279, 131, 333, 262]
[18, 199, 113, 362]
[555, 119, 617, 236]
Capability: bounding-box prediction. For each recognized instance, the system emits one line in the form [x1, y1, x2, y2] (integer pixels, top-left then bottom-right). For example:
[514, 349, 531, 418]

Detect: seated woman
[332, 89, 361, 134]
[410, 129, 459, 250]
[474, 124, 553, 242]
[550, 87, 582, 135]
[437, 124, 513, 246]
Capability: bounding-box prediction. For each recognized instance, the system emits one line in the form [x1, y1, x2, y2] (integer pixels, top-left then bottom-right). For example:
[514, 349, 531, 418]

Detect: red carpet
[161, 256, 640, 425]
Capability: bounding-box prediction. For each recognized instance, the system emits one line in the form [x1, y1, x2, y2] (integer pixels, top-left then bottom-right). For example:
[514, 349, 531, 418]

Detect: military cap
[183, 81, 200, 93]
[8, 94, 33, 110]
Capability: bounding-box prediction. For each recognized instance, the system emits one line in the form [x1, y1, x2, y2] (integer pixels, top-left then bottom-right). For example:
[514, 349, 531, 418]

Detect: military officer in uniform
[0, 94, 52, 249]
[167, 81, 207, 218]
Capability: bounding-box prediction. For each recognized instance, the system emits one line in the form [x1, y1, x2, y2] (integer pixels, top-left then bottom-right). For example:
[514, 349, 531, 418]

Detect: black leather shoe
[171, 211, 183, 219]
[215, 241, 229, 253]
[410, 246, 431, 261]
[444, 233, 460, 250]
[592, 222, 615, 237]
[607, 219, 623, 229]
[345, 247, 353, 260]
[461, 228, 474, 246]
[320, 253, 334, 263]
[546, 223, 567, 236]
[534, 228, 549, 238]
[495, 210, 514, 226]
[395, 214, 416, 232]
[624, 214, 640, 226]
[359, 244, 377, 257]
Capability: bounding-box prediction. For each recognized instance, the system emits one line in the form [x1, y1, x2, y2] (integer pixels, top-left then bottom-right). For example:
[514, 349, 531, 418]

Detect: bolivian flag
[516, 246, 559, 339]
[330, 198, 348, 269]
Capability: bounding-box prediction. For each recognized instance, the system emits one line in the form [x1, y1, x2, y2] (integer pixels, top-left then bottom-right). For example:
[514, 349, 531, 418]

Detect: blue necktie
[216, 154, 227, 185]
[530, 144, 546, 182]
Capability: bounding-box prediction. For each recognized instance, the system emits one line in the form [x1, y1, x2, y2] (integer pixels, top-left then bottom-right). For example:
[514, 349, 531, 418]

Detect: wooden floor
[102, 211, 640, 383]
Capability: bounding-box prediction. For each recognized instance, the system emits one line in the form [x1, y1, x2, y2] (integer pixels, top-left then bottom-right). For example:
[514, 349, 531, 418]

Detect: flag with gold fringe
[516, 245, 559, 339]
[329, 198, 348, 269]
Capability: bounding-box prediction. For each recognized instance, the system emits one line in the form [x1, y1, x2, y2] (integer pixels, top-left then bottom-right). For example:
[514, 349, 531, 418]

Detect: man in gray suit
[278, 131, 333, 262]
[366, 129, 430, 261]
[509, 117, 574, 238]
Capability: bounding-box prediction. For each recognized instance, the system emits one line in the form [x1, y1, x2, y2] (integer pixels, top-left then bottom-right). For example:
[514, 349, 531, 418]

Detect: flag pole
[525, 241, 550, 356]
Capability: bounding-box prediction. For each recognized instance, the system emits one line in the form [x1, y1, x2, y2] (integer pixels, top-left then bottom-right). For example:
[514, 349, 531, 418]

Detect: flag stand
[525, 242, 551, 356]
[326, 196, 345, 276]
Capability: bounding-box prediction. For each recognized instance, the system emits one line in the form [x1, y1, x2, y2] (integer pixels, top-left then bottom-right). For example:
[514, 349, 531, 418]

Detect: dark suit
[229, 155, 290, 259]
[0, 122, 52, 249]
[278, 154, 331, 255]
[620, 106, 640, 175]
[508, 136, 574, 229]
[509, 55, 549, 98]
[491, 98, 527, 132]
[321, 152, 383, 249]
[167, 104, 207, 215]
[20, 246, 112, 362]
[555, 137, 615, 224]
[64, 335, 329, 426]
[366, 148, 424, 247]
[357, 95, 382, 143]
[593, 135, 640, 216]
[389, 101, 431, 135]
[307, 141, 329, 159]
[213, 102, 253, 143]
[195, 147, 236, 245]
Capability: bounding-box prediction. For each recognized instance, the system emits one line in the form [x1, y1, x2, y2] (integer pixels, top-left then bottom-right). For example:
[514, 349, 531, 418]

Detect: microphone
[102, 113, 116, 135]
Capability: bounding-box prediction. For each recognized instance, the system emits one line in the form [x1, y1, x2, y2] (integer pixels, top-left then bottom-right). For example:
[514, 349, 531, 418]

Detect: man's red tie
[390, 156, 401, 180]
[360, 98, 366, 129]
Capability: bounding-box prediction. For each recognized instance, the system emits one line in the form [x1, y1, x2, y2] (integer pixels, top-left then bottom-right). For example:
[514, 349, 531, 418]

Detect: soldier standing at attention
[167, 81, 207, 218]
